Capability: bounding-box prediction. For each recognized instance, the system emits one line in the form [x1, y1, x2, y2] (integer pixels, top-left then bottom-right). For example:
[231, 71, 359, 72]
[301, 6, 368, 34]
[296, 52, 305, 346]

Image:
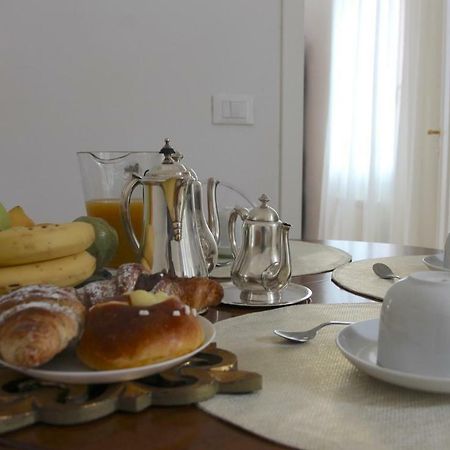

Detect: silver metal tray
[221, 282, 312, 307]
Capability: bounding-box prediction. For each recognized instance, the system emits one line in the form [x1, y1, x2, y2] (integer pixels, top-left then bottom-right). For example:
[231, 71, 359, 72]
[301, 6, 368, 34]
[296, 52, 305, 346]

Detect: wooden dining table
[0, 240, 439, 450]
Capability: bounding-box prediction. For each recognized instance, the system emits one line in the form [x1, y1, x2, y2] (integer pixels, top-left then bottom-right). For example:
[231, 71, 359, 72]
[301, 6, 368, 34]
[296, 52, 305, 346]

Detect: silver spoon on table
[273, 321, 353, 343]
[372, 262, 401, 280]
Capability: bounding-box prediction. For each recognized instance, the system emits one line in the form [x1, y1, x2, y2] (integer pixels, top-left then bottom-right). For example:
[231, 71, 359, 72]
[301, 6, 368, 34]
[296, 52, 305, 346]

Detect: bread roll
[76, 297, 204, 370]
[0, 285, 85, 368]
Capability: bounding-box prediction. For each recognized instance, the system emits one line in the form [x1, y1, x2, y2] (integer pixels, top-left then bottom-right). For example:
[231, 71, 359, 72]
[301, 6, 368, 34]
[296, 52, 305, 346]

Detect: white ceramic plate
[336, 319, 450, 393]
[423, 253, 450, 272]
[0, 317, 215, 385]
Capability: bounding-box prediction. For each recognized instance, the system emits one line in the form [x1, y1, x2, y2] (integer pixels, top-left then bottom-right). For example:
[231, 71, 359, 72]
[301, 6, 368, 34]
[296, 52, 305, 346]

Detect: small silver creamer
[228, 194, 292, 303]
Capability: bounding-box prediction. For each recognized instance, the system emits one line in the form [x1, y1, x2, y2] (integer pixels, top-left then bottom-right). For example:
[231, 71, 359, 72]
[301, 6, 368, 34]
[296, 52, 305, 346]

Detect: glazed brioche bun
[76, 296, 204, 370]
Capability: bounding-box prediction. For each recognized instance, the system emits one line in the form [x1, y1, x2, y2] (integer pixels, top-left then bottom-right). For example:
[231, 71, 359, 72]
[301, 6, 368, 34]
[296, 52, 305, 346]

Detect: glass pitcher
[77, 151, 160, 268]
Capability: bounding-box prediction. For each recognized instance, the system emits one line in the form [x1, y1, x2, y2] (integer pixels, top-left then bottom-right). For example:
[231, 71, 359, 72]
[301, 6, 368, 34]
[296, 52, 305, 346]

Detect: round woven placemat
[211, 241, 351, 278]
[332, 255, 430, 300]
[199, 303, 450, 450]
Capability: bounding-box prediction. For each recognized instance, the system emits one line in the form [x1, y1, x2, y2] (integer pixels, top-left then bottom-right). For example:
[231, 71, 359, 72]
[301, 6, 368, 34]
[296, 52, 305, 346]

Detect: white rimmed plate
[423, 253, 450, 272]
[336, 319, 450, 393]
[0, 316, 215, 384]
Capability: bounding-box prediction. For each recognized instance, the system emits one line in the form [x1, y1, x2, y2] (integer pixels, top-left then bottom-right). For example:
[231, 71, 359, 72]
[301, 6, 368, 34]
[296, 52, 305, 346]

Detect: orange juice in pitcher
[77, 151, 160, 269]
[85, 198, 144, 268]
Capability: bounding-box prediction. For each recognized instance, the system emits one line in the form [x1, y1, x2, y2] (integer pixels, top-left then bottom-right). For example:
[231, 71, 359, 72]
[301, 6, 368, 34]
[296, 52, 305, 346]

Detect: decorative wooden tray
[0, 343, 261, 434]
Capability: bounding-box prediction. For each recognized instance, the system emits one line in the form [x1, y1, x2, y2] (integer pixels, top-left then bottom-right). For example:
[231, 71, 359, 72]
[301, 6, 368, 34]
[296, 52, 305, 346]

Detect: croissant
[135, 274, 224, 310]
[0, 285, 85, 368]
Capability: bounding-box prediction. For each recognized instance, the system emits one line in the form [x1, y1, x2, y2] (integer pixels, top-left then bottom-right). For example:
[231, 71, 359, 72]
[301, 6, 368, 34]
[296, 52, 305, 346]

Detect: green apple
[0, 202, 11, 231]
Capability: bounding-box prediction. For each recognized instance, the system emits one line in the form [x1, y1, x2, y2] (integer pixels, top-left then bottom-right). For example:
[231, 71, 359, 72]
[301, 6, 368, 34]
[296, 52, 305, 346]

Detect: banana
[0, 251, 96, 294]
[0, 222, 95, 267]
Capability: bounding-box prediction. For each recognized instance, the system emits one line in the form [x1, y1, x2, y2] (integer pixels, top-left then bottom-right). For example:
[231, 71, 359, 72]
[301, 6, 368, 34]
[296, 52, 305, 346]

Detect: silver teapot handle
[121, 173, 143, 254]
[228, 207, 249, 258]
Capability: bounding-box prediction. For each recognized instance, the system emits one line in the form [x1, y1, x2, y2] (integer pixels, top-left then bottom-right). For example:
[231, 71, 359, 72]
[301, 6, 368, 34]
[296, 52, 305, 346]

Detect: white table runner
[199, 304, 450, 450]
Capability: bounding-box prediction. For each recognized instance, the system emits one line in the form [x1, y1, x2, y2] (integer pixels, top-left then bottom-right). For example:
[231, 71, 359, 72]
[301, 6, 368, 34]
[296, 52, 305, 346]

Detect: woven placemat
[211, 241, 351, 278]
[332, 255, 430, 300]
[199, 304, 450, 450]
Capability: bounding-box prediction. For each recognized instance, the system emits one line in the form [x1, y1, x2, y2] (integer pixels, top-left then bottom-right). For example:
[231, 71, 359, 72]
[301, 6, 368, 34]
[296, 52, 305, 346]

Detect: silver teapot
[228, 194, 291, 302]
[121, 139, 219, 277]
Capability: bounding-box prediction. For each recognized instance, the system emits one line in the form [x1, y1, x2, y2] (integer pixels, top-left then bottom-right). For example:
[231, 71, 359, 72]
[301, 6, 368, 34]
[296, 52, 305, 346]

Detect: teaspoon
[372, 262, 401, 280]
[273, 321, 353, 343]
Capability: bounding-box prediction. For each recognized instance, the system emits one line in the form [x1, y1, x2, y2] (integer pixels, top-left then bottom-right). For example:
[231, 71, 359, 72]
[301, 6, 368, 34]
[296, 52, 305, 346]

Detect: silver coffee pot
[228, 194, 292, 302]
[121, 139, 219, 277]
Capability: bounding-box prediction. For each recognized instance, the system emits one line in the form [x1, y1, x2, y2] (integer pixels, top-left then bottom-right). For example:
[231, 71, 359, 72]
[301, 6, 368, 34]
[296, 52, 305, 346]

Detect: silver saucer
[221, 282, 312, 307]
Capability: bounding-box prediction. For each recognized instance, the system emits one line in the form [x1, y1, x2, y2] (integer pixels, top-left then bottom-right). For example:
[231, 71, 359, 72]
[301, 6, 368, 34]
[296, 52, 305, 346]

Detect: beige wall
[303, 0, 333, 240]
[0, 1, 285, 224]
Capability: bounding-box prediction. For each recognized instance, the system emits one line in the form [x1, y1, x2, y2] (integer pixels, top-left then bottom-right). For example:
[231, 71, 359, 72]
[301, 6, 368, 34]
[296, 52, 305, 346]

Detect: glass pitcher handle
[120, 173, 143, 254]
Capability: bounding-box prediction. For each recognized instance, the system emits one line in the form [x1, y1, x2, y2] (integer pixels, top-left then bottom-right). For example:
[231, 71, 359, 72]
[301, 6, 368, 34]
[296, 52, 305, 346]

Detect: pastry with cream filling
[76, 293, 204, 370]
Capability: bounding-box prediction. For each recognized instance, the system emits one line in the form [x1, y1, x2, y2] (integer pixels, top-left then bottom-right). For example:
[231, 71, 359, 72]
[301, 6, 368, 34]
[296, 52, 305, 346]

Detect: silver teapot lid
[146, 138, 189, 179]
[247, 194, 280, 222]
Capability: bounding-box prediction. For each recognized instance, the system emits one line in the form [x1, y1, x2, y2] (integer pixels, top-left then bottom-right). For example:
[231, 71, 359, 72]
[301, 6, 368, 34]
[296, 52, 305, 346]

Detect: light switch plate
[212, 94, 254, 125]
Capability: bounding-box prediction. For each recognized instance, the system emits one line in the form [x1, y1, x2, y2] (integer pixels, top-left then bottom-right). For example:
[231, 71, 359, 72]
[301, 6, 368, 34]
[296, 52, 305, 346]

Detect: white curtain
[318, 0, 444, 247]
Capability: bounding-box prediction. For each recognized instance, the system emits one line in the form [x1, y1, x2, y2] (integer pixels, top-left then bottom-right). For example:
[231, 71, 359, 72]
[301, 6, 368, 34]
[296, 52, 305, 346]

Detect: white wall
[0, 1, 286, 225]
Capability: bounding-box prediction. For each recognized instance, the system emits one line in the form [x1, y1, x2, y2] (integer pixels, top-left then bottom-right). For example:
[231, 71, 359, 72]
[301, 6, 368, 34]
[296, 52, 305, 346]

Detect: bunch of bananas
[0, 203, 95, 294]
[0, 221, 97, 294]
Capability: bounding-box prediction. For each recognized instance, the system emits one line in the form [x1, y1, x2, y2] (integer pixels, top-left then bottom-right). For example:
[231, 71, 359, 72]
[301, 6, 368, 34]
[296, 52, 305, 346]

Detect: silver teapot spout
[191, 178, 218, 272]
[206, 178, 220, 244]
